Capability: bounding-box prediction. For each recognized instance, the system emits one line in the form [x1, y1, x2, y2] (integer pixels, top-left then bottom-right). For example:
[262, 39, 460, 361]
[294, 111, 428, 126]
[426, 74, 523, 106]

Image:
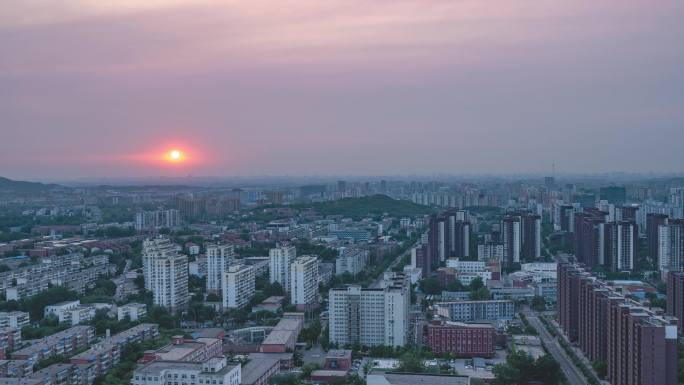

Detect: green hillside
[303, 194, 434, 219]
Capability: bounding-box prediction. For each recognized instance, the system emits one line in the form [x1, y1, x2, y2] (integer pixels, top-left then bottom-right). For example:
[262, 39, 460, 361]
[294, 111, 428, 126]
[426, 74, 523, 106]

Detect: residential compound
[70, 324, 159, 377]
[142, 237, 189, 312]
[10, 325, 96, 365]
[222, 264, 255, 309]
[290, 256, 319, 310]
[329, 273, 410, 347]
[558, 262, 677, 385]
[44, 300, 96, 326]
[435, 300, 514, 322]
[206, 244, 235, 293]
[1, 254, 111, 300]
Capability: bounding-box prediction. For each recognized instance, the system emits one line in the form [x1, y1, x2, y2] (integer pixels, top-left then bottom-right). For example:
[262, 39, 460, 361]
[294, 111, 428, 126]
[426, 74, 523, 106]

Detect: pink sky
[1, 1, 683, 179]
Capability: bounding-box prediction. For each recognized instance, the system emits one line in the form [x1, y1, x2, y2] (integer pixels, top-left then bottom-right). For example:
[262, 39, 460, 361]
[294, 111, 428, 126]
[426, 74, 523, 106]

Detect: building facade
[558, 262, 677, 385]
[223, 264, 255, 309]
[290, 256, 319, 311]
[142, 237, 189, 312]
[329, 273, 410, 347]
[206, 244, 235, 293]
[269, 245, 296, 292]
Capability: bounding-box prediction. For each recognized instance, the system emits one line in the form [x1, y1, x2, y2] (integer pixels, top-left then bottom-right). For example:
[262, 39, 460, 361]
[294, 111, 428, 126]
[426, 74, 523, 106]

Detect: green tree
[396, 351, 425, 373]
[469, 287, 491, 300]
[419, 278, 442, 295]
[531, 296, 547, 312]
[469, 276, 484, 291]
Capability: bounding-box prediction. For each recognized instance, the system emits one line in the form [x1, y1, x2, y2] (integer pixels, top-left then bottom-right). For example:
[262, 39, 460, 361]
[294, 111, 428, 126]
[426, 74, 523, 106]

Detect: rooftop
[367, 373, 470, 385]
[240, 357, 280, 384]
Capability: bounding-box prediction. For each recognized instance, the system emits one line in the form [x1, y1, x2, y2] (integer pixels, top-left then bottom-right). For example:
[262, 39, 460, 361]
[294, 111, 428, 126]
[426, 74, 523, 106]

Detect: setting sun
[165, 149, 186, 163]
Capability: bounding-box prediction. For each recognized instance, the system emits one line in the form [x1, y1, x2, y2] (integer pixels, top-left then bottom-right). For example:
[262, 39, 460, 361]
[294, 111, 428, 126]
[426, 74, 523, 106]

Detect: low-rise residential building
[44, 301, 95, 326]
[117, 303, 147, 321]
[70, 324, 159, 376]
[435, 300, 514, 322]
[12, 326, 96, 366]
[133, 357, 240, 385]
[0, 328, 21, 358]
[0, 313, 29, 330]
[426, 321, 495, 357]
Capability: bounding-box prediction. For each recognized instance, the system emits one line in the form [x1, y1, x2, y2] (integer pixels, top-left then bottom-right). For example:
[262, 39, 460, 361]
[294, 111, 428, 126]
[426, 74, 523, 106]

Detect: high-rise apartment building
[501, 216, 521, 266]
[206, 244, 235, 293]
[647, 213, 668, 261]
[223, 264, 255, 309]
[142, 237, 189, 312]
[574, 208, 638, 272]
[573, 209, 609, 268]
[269, 245, 296, 291]
[427, 210, 470, 270]
[558, 262, 677, 385]
[658, 219, 684, 272]
[290, 256, 319, 311]
[604, 220, 638, 272]
[666, 272, 684, 332]
[521, 213, 541, 260]
[329, 273, 410, 347]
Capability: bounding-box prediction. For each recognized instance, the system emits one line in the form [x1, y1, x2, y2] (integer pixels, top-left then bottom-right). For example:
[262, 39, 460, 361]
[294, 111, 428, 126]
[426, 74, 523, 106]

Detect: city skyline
[2, 1, 683, 179]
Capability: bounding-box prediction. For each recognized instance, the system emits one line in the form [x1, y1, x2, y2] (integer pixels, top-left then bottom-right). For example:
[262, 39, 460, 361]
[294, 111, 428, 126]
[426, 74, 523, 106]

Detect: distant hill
[301, 194, 435, 219]
[0, 177, 60, 193]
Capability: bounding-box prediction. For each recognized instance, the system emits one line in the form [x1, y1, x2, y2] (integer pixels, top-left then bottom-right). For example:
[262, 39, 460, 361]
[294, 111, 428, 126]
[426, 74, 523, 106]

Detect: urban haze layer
[0, 175, 683, 385]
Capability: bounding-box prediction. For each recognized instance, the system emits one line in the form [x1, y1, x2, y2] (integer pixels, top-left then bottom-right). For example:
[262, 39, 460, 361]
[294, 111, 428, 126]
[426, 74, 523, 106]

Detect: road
[526, 315, 588, 385]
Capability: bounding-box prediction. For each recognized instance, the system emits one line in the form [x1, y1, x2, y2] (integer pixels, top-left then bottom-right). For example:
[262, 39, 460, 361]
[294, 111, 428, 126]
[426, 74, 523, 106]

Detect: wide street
[526, 315, 588, 385]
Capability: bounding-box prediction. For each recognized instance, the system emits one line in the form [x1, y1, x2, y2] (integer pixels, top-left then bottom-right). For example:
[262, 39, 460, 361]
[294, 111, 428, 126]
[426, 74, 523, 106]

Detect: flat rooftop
[261, 330, 294, 346]
[367, 373, 469, 385]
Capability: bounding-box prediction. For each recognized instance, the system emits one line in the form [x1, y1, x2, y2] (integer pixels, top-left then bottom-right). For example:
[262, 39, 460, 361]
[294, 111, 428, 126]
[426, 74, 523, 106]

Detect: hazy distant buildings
[135, 209, 180, 231]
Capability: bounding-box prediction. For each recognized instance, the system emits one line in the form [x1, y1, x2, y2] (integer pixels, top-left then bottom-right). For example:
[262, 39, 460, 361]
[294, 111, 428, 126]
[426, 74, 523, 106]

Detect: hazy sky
[1, 1, 683, 180]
